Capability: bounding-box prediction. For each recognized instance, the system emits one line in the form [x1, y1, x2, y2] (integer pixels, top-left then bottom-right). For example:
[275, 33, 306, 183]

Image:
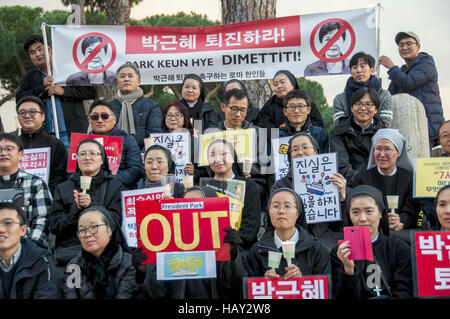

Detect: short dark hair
[88, 100, 116, 115]
[81, 36, 108, 55]
[16, 96, 45, 113]
[223, 88, 249, 105]
[0, 201, 26, 225]
[24, 34, 44, 53]
[319, 22, 346, 43]
[283, 89, 312, 108]
[349, 87, 381, 110]
[349, 51, 376, 69]
[438, 120, 450, 138]
[0, 133, 23, 152]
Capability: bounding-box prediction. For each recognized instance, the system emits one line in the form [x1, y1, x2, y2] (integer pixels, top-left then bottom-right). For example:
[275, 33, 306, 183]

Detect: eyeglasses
[0, 145, 18, 154]
[398, 41, 417, 48]
[0, 220, 22, 230]
[89, 113, 114, 121]
[226, 105, 247, 114]
[270, 203, 298, 212]
[145, 159, 167, 167]
[374, 147, 396, 155]
[353, 102, 375, 110]
[286, 104, 309, 112]
[165, 113, 183, 120]
[77, 152, 101, 159]
[17, 110, 43, 118]
[440, 134, 450, 140]
[291, 146, 314, 153]
[77, 224, 107, 237]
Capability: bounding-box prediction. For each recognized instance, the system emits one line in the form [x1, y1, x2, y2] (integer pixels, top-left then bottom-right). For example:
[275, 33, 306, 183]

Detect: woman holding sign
[331, 185, 413, 299]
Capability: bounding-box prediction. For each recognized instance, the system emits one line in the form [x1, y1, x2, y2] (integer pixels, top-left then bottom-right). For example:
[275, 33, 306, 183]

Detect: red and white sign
[413, 231, 450, 297]
[19, 147, 51, 183]
[246, 276, 329, 299]
[67, 133, 123, 175]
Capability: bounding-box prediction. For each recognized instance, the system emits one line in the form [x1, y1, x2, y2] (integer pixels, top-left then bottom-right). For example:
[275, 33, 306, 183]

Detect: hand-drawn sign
[309, 18, 355, 63]
[72, 32, 116, 74]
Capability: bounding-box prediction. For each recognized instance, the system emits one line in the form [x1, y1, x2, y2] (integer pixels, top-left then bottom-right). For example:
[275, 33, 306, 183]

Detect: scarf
[344, 75, 381, 112]
[116, 87, 144, 136]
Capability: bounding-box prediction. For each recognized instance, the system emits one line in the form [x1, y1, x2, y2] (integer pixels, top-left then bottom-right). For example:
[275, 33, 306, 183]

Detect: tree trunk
[69, 0, 86, 25]
[221, 0, 276, 109]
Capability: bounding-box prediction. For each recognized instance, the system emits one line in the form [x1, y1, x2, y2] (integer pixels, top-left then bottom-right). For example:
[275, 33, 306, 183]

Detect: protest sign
[412, 231, 450, 297]
[51, 7, 377, 85]
[414, 157, 450, 198]
[19, 147, 51, 183]
[135, 197, 230, 263]
[121, 187, 165, 248]
[271, 136, 292, 180]
[292, 153, 341, 224]
[198, 129, 255, 166]
[245, 276, 329, 299]
[199, 177, 246, 230]
[67, 133, 123, 175]
[149, 132, 191, 183]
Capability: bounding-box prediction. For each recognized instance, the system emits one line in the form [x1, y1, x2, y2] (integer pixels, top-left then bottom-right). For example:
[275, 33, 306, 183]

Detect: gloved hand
[222, 228, 241, 260]
[131, 247, 148, 284]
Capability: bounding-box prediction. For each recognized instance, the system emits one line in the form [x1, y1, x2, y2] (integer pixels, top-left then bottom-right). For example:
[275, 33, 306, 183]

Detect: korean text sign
[67, 133, 123, 175]
[412, 231, 450, 297]
[19, 147, 51, 183]
[271, 136, 292, 180]
[135, 197, 231, 263]
[292, 153, 341, 224]
[414, 158, 450, 198]
[246, 276, 329, 299]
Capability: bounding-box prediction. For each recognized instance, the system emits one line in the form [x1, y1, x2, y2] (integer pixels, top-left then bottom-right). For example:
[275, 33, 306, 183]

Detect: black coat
[330, 115, 385, 181]
[19, 126, 68, 194]
[350, 167, 420, 229]
[330, 232, 413, 299]
[16, 69, 95, 135]
[181, 99, 219, 133]
[62, 246, 137, 299]
[0, 238, 59, 299]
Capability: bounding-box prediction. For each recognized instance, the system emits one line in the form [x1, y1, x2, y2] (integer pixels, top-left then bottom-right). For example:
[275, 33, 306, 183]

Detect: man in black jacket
[16, 35, 96, 151]
[16, 96, 68, 195]
[0, 201, 59, 299]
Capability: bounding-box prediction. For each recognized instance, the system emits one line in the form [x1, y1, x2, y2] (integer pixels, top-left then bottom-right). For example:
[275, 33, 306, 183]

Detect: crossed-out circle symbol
[72, 32, 116, 74]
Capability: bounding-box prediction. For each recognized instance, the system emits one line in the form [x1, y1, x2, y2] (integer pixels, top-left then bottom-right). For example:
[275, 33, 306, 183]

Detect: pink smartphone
[338, 226, 374, 261]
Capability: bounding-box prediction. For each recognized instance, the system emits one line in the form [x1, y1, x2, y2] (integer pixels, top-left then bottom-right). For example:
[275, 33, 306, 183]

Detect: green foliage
[134, 11, 220, 27]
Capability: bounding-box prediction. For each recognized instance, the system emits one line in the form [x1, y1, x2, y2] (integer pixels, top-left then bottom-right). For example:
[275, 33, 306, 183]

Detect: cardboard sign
[292, 153, 341, 224]
[245, 276, 329, 299]
[67, 133, 123, 175]
[414, 158, 450, 198]
[19, 147, 51, 183]
[271, 136, 292, 180]
[135, 197, 230, 263]
[412, 231, 450, 297]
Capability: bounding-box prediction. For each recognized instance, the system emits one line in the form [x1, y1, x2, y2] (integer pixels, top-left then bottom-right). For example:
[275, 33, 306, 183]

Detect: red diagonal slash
[80, 39, 110, 69]
[317, 24, 347, 57]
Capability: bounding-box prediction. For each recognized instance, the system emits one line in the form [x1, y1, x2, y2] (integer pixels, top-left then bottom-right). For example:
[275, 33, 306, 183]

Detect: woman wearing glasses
[63, 206, 137, 299]
[87, 100, 143, 190]
[49, 139, 124, 291]
[330, 87, 386, 182]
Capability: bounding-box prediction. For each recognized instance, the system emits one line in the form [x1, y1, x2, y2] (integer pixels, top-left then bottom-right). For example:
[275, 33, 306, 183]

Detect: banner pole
[40, 22, 60, 139]
[376, 3, 382, 79]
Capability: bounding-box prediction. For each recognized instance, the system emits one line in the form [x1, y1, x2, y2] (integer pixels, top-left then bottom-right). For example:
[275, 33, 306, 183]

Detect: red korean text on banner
[67, 133, 123, 175]
[413, 231, 450, 297]
[246, 276, 329, 299]
[135, 197, 230, 264]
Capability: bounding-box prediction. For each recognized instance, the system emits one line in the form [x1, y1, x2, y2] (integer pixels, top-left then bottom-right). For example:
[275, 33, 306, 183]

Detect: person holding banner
[109, 63, 162, 151]
[246, 188, 331, 279]
[49, 139, 124, 284]
[88, 100, 142, 190]
[256, 70, 324, 129]
[333, 52, 393, 127]
[331, 185, 413, 299]
[63, 206, 137, 299]
[330, 87, 386, 181]
[179, 73, 219, 133]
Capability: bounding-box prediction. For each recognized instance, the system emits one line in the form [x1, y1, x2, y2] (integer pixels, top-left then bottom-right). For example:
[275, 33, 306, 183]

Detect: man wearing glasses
[279, 89, 329, 154]
[87, 100, 142, 190]
[0, 133, 52, 246]
[379, 31, 444, 149]
[16, 96, 68, 195]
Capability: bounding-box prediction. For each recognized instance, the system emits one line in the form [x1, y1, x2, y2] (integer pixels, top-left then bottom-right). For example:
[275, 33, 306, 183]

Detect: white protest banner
[121, 187, 165, 248]
[271, 136, 292, 180]
[19, 147, 51, 183]
[292, 153, 341, 224]
[149, 132, 191, 184]
[51, 7, 377, 85]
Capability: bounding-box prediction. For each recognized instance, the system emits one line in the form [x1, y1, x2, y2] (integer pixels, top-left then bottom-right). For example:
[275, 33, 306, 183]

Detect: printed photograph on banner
[199, 129, 256, 166]
[156, 250, 217, 281]
[199, 177, 246, 230]
[271, 136, 292, 180]
[292, 152, 341, 224]
[245, 276, 329, 299]
[19, 147, 51, 184]
[121, 187, 165, 248]
[414, 158, 450, 198]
